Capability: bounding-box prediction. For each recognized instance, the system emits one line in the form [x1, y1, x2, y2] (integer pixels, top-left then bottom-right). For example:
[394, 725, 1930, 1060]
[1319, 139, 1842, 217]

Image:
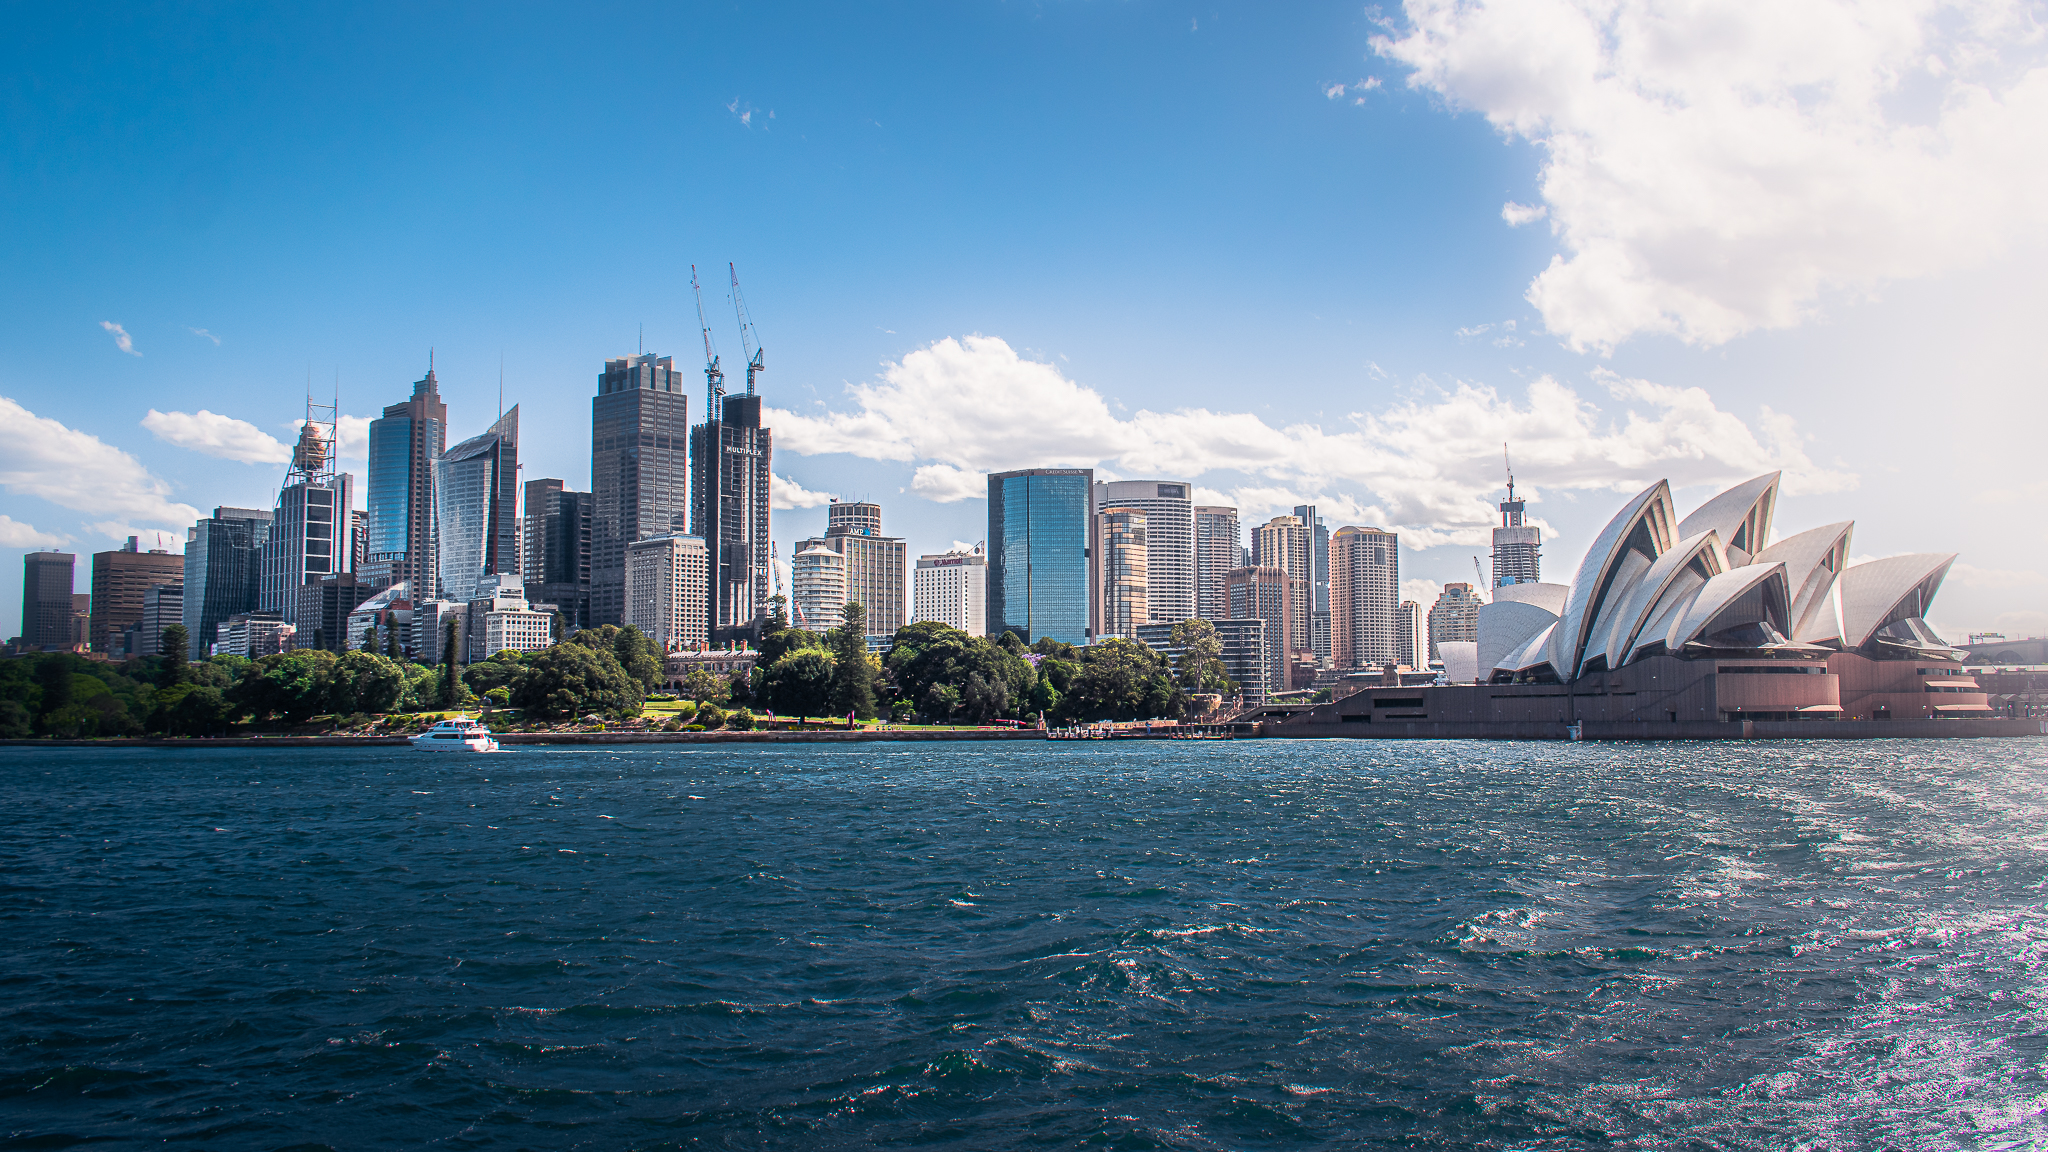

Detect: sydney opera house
[1279, 473, 2040, 739]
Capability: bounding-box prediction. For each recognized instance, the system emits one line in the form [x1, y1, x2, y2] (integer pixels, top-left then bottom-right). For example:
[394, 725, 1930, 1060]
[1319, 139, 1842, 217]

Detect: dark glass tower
[690, 393, 772, 645]
[591, 354, 690, 627]
[524, 477, 593, 632]
[986, 468, 1094, 646]
[181, 507, 272, 658]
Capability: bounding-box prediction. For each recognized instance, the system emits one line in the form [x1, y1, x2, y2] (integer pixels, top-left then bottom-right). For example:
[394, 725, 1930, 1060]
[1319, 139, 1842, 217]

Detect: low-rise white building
[624, 534, 709, 652]
[213, 612, 293, 658]
[466, 574, 553, 660]
[913, 544, 985, 636]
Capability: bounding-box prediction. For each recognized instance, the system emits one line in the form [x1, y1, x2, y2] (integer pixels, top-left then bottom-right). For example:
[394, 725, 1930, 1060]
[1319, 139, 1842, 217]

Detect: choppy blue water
[5, 739, 2048, 1149]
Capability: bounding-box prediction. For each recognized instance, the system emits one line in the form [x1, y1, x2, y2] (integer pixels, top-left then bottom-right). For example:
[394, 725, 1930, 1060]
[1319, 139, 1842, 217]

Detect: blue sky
[6, 0, 2045, 640]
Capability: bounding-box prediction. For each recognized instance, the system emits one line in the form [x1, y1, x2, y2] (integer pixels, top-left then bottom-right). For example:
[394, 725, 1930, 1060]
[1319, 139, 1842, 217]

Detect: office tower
[795, 501, 908, 640]
[1226, 566, 1294, 692]
[1194, 506, 1240, 621]
[89, 537, 182, 654]
[592, 353, 691, 628]
[1427, 582, 1482, 662]
[987, 468, 1094, 645]
[295, 573, 373, 651]
[140, 582, 184, 658]
[523, 477, 593, 632]
[465, 574, 554, 660]
[214, 611, 291, 658]
[349, 510, 368, 572]
[19, 551, 75, 649]
[1292, 504, 1332, 661]
[1395, 600, 1425, 669]
[1329, 526, 1399, 670]
[791, 543, 848, 632]
[1492, 472, 1541, 586]
[365, 365, 448, 599]
[1096, 481, 1194, 625]
[624, 535, 710, 652]
[433, 406, 519, 605]
[691, 392, 772, 644]
[914, 545, 986, 636]
[1251, 515, 1312, 665]
[413, 599, 466, 664]
[183, 507, 272, 659]
[1135, 618, 1271, 703]
[1095, 506, 1149, 639]
[67, 594, 90, 650]
[262, 415, 354, 626]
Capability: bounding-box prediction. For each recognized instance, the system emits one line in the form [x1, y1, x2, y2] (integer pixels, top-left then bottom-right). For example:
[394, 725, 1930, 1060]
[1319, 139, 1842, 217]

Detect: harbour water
[5, 739, 2047, 1149]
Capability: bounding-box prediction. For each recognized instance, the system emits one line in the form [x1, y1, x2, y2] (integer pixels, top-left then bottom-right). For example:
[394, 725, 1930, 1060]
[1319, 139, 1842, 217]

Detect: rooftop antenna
[498, 352, 504, 422]
[730, 262, 763, 395]
[691, 265, 724, 417]
[639, 323, 643, 355]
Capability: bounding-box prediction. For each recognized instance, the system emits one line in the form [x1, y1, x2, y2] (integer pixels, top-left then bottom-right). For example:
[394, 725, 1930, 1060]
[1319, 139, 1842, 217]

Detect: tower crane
[1474, 556, 1489, 600]
[730, 263, 764, 395]
[691, 265, 724, 416]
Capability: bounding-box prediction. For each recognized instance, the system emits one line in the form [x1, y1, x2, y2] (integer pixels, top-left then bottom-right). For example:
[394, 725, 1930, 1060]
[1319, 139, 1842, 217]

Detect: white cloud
[1326, 83, 1348, 98]
[948, 539, 981, 554]
[1500, 201, 1546, 227]
[100, 321, 140, 356]
[1376, 0, 2048, 351]
[143, 409, 290, 464]
[186, 327, 220, 345]
[1947, 562, 2045, 590]
[0, 515, 68, 548]
[768, 335, 1851, 548]
[771, 472, 836, 510]
[0, 396, 200, 529]
[1403, 577, 1444, 606]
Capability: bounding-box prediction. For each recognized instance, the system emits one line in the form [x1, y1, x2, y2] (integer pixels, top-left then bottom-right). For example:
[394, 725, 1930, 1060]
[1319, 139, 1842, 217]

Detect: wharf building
[592, 354, 690, 628]
[1491, 472, 1541, 587]
[1330, 526, 1399, 670]
[1096, 481, 1195, 627]
[791, 543, 847, 632]
[1274, 472, 2019, 739]
[261, 415, 353, 628]
[18, 551, 77, 651]
[183, 507, 272, 660]
[623, 536, 708, 653]
[1226, 565, 1295, 693]
[1095, 506, 1148, 639]
[794, 501, 907, 642]
[523, 479, 593, 633]
[987, 468, 1094, 646]
[433, 406, 520, 606]
[90, 537, 182, 655]
[913, 545, 986, 636]
[1250, 515, 1313, 672]
[691, 392, 773, 645]
[1135, 618, 1273, 704]
[1293, 504, 1332, 661]
[363, 365, 447, 598]
[1193, 505, 1241, 622]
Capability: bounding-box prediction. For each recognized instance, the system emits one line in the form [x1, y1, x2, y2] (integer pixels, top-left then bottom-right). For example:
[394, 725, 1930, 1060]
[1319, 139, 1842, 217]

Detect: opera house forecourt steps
[1274, 473, 2043, 741]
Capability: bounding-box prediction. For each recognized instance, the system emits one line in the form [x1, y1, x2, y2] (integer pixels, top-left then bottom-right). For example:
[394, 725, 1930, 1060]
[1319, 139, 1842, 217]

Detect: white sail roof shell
[1660, 562, 1790, 651]
[1838, 553, 1955, 649]
[1676, 472, 1778, 566]
[1491, 582, 1569, 614]
[1545, 481, 1677, 680]
[1479, 599, 1561, 677]
[1587, 530, 1726, 672]
[1752, 521, 1853, 642]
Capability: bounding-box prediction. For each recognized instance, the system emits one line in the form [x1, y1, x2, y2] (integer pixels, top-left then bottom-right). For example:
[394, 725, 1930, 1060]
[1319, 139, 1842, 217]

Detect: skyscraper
[261, 414, 353, 626]
[1096, 480, 1194, 626]
[1292, 504, 1332, 661]
[1427, 582, 1482, 662]
[1395, 600, 1425, 669]
[1226, 565, 1294, 692]
[19, 551, 75, 649]
[89, 537, 182, 654]
[1251, 515, 1312, 665]
[690, 392, 772, 644]
[183, 507, 272, 659]
[433, 406, 519, 604]
[365, 365, 447, 599]
[1329, 526, 1399, 670]
[791, 543, 847, 632]
[795, 501, 907, 641]
[1492, 471, 1541, 586]
[1194, 505, 1240, 621]
[987, 468, 1093, 646]
[141, 582, 184, 658]
[624, 536, 710, 653]
[1095, 506, 1149, 638]
[592, 353, 690, 628]
[523, 477, 593, 632]
[914, 545, 986, 636]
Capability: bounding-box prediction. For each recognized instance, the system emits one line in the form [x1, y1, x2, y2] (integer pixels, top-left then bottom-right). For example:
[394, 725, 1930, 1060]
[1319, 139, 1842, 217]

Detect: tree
[158, 625, 190, 687]
[758, 648, 834, 720]
[463, 650, 526, 696]
[758, 622, 823, 666]
[324, 650, 404, 715]
[35, 656, 74, 724]
[439, 618, 465, 707]
[679, 664, 728, 705]
[1169, 618, 1231, 693]
[360, 626, 378, 653]
[886, 621, 1034, 723]
[509, 642, 643, 719]
[829, 602, 878, 719]
[613, 625, 662, 693]
[1062, 638, 1183, 722]
[385, 624, 402, 662]
[230, 650, 338, 724]
[167, 685, 232, 736]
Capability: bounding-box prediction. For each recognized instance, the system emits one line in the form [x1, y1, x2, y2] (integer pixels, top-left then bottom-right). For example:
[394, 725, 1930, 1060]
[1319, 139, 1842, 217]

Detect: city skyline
[3, 3, 2044, 644]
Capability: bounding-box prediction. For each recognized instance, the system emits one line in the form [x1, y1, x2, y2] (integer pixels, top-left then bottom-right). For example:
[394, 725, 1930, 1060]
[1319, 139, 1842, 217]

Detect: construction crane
[690, 264, 724, 416]
[1474, 556, 1489, 600]
[729, 262, 764, 395]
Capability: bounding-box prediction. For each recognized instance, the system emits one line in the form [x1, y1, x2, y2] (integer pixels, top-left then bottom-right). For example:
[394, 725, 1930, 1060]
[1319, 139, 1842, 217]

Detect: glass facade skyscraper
[986, 468, 1093, 646]
[433, 406, 519, 604]
[182, 507, 272, 659]
[365, 367, 447, 596]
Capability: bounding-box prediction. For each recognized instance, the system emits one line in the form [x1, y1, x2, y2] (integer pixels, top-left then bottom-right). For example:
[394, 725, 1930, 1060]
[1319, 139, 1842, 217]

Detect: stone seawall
[0, 730, 1047, 749]
[1270, 718, 2048, 741]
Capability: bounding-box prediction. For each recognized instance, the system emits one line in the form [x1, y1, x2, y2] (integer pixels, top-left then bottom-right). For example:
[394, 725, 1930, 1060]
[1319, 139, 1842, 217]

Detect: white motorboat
[409, 716, 501, 752]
